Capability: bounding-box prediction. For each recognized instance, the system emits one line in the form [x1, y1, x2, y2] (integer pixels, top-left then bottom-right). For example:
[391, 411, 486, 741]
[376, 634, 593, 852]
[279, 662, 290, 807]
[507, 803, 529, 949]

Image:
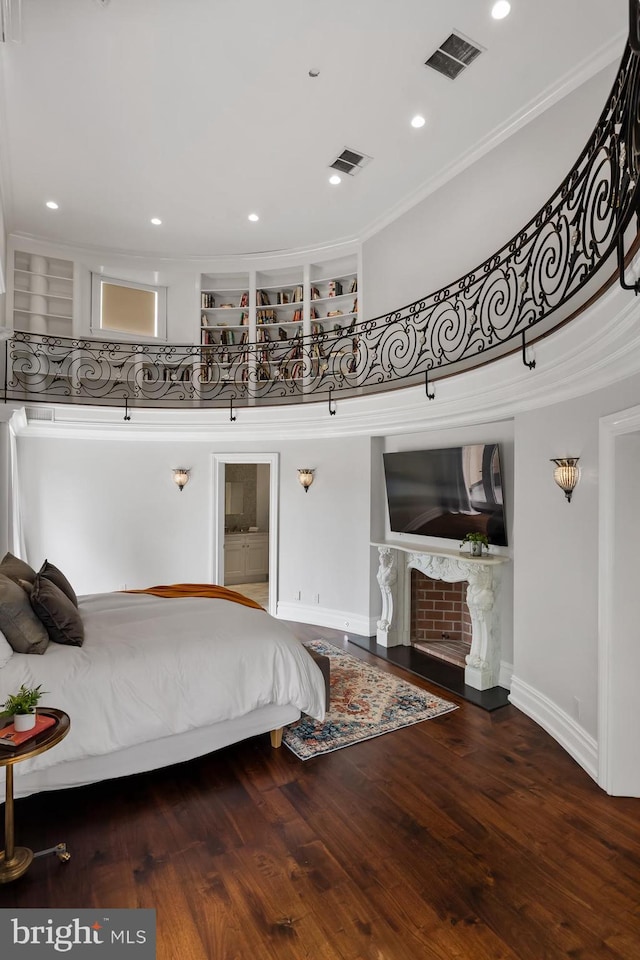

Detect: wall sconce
[172, 468, 190, 493]
[297, 468, 315, 493]
[551, 458, 580, 503]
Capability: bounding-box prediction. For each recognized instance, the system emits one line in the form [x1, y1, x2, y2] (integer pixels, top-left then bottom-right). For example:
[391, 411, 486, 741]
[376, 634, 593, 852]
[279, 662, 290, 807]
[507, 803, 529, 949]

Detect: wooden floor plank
[2, 634, 640, 959]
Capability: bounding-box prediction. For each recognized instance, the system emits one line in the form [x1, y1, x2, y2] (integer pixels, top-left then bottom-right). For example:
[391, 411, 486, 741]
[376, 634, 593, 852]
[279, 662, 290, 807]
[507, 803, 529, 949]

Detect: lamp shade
[551, 458, 580, 503]
[297, 469, 315, 492]
[173, 468, 190, 492]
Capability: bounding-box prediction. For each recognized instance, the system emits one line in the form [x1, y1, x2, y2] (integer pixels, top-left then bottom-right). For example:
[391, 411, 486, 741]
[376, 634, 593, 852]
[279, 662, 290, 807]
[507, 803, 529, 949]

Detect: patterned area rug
[284, 640, 458, 760]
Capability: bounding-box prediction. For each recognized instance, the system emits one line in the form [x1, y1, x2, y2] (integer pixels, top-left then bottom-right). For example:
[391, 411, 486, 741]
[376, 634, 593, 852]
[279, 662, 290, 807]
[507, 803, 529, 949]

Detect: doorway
[212, 453, 279, 616]
[599, 406, 640, 797]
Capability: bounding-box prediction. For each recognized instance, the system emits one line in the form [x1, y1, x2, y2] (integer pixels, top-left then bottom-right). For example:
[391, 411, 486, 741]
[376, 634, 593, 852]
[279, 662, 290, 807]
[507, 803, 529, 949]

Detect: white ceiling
[0, 0, 627, 259]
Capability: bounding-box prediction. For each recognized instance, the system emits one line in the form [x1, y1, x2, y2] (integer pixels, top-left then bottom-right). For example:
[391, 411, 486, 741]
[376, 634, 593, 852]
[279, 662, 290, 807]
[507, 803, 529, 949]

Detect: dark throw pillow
[0, 551, 37, 585]
[0, 573, 49, 654]
[39, 560, 78, 608]
[30, 574, 84, 647]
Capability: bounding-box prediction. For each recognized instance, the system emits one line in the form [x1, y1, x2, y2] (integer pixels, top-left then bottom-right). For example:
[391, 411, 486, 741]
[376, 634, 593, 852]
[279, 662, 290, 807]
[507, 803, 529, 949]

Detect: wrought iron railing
[4, 36, 640, 412]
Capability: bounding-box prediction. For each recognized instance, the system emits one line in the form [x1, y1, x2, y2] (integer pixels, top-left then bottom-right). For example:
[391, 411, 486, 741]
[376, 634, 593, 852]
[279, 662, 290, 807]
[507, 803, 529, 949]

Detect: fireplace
[373, 542, 508, 690]
[410, 571, 472, 666]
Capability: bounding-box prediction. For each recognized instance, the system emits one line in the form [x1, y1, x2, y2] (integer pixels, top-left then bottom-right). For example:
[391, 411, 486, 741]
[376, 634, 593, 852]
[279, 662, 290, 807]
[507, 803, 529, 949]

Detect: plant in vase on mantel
[460, 532, 490, 558]
[1, 684, 46, 731]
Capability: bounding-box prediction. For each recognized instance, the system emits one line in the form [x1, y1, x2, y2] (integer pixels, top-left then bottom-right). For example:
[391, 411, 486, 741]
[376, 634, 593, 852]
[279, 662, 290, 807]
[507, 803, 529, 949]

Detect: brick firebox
[410, 568, 472, 645]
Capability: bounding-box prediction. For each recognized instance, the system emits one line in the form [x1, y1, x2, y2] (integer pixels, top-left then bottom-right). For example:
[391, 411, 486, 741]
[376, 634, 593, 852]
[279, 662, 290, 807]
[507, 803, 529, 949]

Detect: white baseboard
[499, 661, 513, 690]
[276, 601, 374, 637]
[509, 675, 598, 781]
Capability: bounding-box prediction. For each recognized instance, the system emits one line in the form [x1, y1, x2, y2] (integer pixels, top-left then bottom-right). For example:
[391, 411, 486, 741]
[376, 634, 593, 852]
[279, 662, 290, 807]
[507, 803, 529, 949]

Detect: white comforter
[0, 592, 325, 775]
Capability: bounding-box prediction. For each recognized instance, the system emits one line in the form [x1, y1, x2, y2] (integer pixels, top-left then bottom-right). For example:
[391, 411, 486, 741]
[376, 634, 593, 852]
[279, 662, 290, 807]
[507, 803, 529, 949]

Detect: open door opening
[212, 454, 279, 617]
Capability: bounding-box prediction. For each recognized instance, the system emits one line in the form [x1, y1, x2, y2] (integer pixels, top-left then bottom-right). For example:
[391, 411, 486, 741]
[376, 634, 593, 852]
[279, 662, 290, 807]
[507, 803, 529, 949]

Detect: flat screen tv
[383, 443, 507, 546]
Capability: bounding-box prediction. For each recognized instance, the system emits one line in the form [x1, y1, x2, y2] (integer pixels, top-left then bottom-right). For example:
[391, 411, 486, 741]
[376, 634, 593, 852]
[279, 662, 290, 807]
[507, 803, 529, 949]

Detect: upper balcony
[3, 30, 640, 414]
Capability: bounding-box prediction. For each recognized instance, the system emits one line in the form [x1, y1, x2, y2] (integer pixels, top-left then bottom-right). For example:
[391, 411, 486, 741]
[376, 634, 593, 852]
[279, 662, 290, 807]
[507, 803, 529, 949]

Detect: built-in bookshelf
[199, 254, 360, 387]
[12, 251, 74, 337]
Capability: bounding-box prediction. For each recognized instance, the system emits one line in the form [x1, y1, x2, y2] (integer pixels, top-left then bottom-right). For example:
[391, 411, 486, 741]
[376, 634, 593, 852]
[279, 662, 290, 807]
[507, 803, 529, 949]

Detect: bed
[0, 588, 326, 800]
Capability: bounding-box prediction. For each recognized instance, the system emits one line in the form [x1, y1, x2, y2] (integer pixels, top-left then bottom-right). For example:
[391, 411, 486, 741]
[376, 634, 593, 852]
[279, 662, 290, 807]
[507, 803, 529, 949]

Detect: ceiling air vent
[330, 147, 372, 177]
[425, 32, 483, 80]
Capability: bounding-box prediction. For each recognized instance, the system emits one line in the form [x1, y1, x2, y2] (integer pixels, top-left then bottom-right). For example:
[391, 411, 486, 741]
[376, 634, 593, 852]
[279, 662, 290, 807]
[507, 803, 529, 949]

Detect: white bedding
[0, 592, 326, 782]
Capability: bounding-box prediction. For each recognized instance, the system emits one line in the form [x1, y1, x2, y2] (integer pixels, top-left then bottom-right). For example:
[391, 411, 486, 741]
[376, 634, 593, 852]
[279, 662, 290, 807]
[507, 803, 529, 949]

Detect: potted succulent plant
[460, 532, 490, 557]
[1, 684, 46, 731]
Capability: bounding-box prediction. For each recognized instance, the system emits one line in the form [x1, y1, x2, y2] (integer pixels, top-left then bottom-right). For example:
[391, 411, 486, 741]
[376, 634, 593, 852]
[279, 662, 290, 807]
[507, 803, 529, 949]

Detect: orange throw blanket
[123, 583, 264, 611]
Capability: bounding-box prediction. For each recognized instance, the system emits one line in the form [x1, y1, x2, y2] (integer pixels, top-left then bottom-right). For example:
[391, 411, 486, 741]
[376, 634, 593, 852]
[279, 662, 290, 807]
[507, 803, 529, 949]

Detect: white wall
[16, 433, 373, 630]
[362, 64, 617, 318]
[513, 371, 640, 742]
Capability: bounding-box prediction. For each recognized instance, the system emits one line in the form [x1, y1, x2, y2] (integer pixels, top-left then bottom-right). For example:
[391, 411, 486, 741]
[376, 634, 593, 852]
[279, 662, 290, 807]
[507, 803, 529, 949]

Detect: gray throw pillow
[39, 560, 78, 608]
[0, 573, 49, 654]
[0, 551, 37, 585]
[30, 574, 84, 647]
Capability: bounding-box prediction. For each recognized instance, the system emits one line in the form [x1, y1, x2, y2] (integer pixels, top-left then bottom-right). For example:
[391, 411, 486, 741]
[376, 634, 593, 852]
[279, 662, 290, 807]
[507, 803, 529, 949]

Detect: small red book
[0, 713, 56, 749]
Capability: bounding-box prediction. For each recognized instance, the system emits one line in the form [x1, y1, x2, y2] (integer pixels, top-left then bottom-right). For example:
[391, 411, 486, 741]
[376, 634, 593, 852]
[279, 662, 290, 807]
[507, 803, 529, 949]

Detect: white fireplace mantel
[372, 541, 509, 691]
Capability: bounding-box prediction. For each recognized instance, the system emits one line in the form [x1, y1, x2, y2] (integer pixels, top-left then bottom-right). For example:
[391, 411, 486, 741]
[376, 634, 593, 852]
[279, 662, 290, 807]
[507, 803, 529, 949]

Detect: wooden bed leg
[270, 727, 283, 748]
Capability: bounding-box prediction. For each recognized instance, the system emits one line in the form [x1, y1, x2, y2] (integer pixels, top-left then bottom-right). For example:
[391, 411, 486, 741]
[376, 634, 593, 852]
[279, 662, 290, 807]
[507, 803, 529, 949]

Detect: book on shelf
[278, 327, 289, 341]
[240, 292, 249, 308]
[258, 309, 277, 323]
[310, 286, 320, 301]
[240, 312, 249, 325]
[201, 293, 215, 309]
[311, 322, 325, 336]
[256, 290, 271, 306]
[291, 285, 304, 303]
[327, 309, 343, 318]
[310, 307, 319, 320]
[349, 278, 358, 294]
[276, 291, 290, 305]
[292, 308, 302, 322]
[328, 280, 343, 297]
[0, 712, 56, 749]
[352, 297, 358, 314]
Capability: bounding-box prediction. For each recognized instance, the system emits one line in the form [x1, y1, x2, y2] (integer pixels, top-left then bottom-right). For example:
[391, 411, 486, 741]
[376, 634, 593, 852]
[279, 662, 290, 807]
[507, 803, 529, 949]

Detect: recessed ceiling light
[45, 201, 59, 210]
[308, 68, 320, 78]
[150, 217, 162, 225]
[329, 174, 342, 185]
[411, 115, 426, 129]
[491, 1, 511, 19]
[248, 213, 259, 222]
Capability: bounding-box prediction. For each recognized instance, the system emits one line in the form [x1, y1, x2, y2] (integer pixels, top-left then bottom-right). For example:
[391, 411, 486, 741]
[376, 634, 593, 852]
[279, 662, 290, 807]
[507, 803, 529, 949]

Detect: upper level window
[91, 274, 167, 340]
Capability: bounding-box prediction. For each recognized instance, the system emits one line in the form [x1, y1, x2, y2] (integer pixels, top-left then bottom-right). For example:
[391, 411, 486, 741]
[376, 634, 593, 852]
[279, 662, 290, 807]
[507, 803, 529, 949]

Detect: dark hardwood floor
[2, 625, 639, 959]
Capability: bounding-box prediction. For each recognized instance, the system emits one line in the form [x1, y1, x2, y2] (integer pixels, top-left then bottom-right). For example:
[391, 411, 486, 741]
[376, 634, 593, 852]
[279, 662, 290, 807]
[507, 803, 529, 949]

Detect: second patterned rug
[283, 639, 458, 760]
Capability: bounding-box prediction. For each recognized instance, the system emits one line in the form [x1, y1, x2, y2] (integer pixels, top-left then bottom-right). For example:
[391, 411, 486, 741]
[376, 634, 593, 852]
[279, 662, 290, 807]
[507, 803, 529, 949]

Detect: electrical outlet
[573, 696, 581, 721]
[294, 590, 301, 601]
